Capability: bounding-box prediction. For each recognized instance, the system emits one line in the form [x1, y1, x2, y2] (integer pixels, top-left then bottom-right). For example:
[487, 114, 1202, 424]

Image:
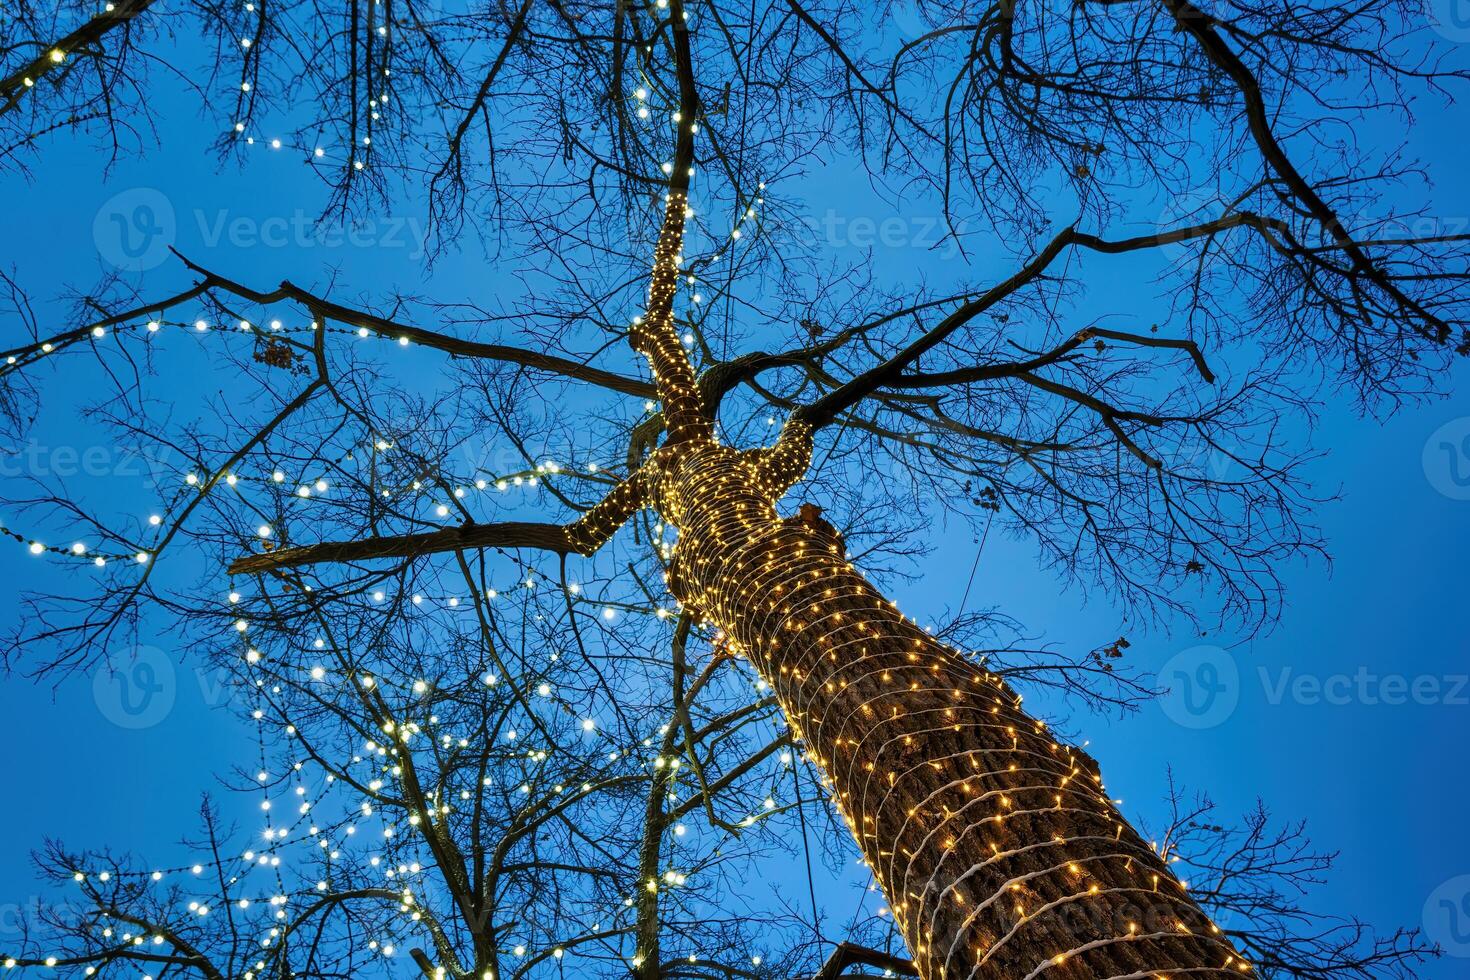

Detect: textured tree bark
[658, 442, 1250, 980]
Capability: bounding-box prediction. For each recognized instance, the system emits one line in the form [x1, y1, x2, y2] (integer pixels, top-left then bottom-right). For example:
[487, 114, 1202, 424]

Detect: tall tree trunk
[658, 442, 1250, 980]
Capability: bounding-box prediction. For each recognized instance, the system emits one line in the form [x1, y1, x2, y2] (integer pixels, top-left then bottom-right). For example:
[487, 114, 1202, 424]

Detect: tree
[0, 0, 1465, 977]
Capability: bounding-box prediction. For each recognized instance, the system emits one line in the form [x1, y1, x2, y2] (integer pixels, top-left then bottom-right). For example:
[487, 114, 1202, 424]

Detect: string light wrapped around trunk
[649, 430, 1251, 979]
[627, 11, 1251, 966]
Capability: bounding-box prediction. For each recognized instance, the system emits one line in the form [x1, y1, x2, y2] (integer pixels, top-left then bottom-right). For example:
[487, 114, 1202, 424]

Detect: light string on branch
[0, 304, 685, 571]
[593, 13, 1257, 968]
[0, 604, 799, 976]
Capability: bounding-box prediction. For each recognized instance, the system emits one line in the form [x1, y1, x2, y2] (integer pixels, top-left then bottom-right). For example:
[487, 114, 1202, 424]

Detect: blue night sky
[0, 11, 1468, 978]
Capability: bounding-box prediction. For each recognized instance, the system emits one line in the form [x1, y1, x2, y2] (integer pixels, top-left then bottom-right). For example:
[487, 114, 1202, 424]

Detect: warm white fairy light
[0, 6, 1258, 977]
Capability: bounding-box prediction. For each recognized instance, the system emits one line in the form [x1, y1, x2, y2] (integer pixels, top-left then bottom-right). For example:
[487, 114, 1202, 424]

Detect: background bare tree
[0, 0, 1465, 975]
